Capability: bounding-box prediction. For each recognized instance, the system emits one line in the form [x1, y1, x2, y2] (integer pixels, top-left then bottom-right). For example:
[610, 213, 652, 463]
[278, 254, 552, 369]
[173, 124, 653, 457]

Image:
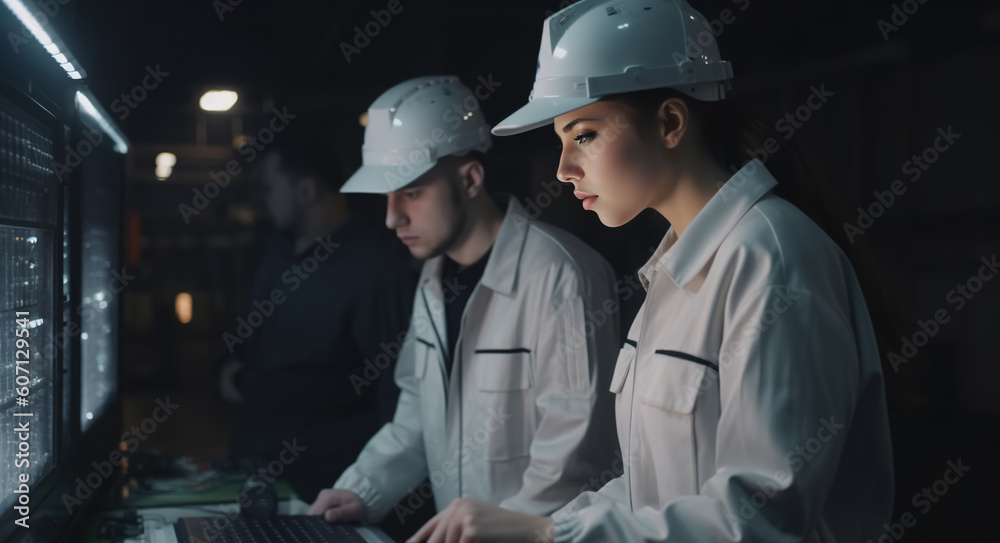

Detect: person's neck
[292, 198, 349, 256]
[652, 155, 730, 239]
[445, 196, 504, 267]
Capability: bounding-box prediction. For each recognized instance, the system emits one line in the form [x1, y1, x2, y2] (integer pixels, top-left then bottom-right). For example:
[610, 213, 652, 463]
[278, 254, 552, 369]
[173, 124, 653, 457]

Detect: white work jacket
[551, 159, 894, 542]
[335, 196, 620, 522]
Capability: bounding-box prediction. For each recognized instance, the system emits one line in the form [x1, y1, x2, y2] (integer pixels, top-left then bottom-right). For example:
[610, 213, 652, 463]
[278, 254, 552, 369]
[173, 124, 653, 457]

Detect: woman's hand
[407, 499, 554, 543]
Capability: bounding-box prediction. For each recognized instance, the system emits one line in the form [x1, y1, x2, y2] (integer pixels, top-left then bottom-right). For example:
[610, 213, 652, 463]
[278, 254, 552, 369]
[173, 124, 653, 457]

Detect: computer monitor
[0, 87, 61, 534]
[79, 134, 122, 432]
[0, 5, 128, 540]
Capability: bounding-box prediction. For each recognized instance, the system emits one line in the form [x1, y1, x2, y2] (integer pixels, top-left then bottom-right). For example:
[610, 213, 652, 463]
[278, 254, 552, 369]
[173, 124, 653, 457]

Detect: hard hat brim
[339, 160, 438, 194]
[491, 96, 600, 137]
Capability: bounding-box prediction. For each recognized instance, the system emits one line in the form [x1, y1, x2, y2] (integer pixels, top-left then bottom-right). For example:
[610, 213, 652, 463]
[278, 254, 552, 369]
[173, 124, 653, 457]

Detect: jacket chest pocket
[609, 343, 637, 460]
[413, 338, 444, 416]
[474, 349, 534, 461]
[414, 338, 436, 381]
[632, 350, 717, 496]
[413, 338, 447, 456]
[636, 350, 716, 413]
[609, 342, 637, 394]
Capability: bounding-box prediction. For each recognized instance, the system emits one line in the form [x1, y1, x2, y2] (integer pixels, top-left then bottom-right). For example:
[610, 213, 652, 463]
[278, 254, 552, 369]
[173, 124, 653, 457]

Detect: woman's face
[553, 100, 666, 227]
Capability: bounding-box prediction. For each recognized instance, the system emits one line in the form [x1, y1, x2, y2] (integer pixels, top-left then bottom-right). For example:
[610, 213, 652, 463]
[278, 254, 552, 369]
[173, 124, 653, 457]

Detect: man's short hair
[455, 149, 487, 170]
[437, 149, 488, 176]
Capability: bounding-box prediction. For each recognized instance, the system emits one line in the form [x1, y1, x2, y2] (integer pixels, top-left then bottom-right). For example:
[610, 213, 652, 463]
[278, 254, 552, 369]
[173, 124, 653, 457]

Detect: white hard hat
[493, 0, 733, 136]
[341, 75, 493, 193]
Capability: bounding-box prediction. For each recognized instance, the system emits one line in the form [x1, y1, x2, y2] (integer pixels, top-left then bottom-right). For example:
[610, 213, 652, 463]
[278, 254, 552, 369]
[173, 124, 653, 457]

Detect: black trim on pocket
[415, 337, 435, 348]
[474, 348, 531, 354]
[655, 350, 719, 371]
[624, 339, 637, 348]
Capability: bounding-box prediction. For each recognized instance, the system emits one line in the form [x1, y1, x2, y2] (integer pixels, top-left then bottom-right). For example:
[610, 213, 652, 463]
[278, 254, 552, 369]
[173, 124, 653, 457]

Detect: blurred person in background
[217, 125, 418, 503]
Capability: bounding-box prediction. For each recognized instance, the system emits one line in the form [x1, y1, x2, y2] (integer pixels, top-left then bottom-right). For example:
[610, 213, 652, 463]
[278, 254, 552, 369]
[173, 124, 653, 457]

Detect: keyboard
[174, 515, 369, 543]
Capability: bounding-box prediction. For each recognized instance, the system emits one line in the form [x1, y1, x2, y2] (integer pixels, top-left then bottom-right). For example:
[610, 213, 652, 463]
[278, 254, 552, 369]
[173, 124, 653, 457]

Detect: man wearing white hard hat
[411, 1, 894, 542]
[307, 75, 621, 529]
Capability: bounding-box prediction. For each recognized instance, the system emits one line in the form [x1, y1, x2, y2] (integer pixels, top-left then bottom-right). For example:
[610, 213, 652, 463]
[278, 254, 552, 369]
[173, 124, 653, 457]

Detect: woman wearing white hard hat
[409, 0, 894, 542]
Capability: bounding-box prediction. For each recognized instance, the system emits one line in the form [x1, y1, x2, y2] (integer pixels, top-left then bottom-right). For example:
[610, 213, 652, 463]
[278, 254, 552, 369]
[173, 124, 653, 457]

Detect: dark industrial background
[34, 0, 1000, 539]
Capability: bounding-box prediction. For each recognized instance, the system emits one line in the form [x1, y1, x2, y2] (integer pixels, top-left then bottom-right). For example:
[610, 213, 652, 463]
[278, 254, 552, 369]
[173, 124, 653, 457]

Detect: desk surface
[106, 471, 296, 509]
[82, 471, 395, 543]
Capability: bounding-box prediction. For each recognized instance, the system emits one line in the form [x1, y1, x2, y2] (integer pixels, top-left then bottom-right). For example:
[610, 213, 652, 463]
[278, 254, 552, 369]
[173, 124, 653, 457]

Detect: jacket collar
[420, 193, 528, 297]
[639, 159, 778, 290]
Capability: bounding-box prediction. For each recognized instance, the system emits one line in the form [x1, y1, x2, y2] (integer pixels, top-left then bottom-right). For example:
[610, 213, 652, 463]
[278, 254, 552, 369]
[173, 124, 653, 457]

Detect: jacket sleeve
[551, 286, 868, 542]
[551, 473, 627, 521]
[498, 266, 620, 516]
[333, 317, 429, 523]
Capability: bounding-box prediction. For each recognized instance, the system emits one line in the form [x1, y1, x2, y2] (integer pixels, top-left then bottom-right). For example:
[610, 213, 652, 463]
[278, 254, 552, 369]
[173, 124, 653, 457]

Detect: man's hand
[407, 498, 554, 543]
[219, 359, 245, 404]
[308, 488, 367, 523]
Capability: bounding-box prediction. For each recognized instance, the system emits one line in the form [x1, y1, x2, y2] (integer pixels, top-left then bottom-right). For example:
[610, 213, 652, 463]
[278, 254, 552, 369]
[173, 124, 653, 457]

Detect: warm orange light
[175, 292, 193, 324]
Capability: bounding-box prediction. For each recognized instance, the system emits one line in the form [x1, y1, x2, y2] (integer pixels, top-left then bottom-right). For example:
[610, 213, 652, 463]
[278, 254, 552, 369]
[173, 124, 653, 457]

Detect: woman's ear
[657, 97, 690, 150]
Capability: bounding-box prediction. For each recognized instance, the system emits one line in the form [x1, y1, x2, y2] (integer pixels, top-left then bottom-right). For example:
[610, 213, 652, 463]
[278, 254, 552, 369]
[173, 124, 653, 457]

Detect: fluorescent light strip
[2, 0, 53, 45]
[2, 0, 86, 79]
[3, 1, 127, 154]
[58, 58, 82, 77]
[75, 91, 129, 154]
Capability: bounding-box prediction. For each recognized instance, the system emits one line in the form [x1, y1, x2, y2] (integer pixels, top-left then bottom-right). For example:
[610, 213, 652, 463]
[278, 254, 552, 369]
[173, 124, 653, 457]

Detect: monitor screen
[0, 100, 58, 517]
[80, 146, 121, 431]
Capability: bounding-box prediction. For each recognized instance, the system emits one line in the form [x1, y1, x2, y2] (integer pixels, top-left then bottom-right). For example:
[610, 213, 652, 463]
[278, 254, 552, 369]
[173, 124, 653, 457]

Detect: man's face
[384, 163, 467, 260]
[259, 153, 299, 233]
